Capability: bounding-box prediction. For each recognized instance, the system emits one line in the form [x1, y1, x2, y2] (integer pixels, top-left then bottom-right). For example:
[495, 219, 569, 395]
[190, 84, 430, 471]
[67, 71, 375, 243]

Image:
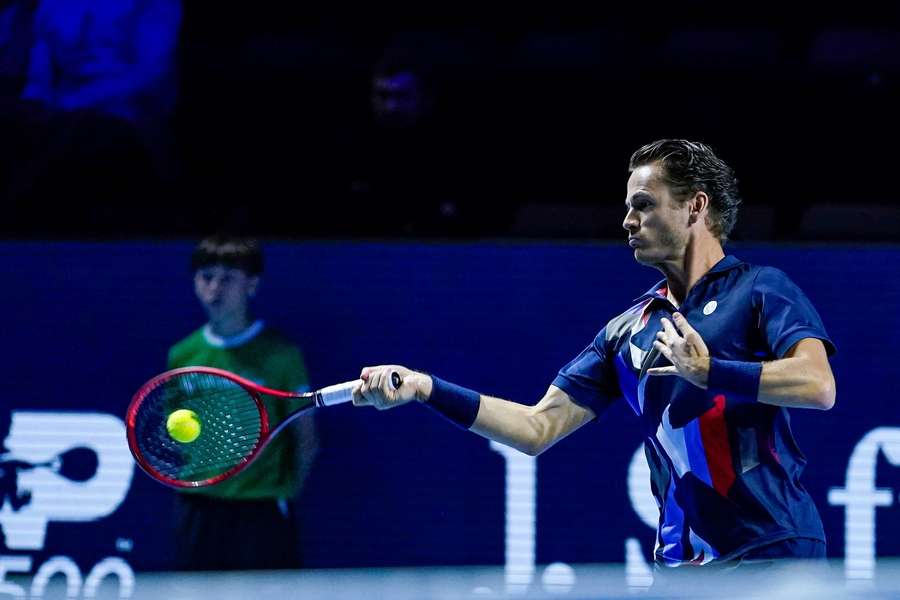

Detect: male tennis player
[353, 139, 836, 571]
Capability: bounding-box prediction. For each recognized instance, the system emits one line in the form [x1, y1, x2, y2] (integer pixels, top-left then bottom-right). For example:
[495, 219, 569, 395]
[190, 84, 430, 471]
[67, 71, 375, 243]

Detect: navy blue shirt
[553, 256, 835, 566]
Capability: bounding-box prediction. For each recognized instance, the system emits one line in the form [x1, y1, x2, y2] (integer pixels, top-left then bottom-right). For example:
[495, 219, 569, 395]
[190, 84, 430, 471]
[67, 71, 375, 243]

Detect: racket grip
[317, 372, 402, 407]
[316, 380, 361, 406]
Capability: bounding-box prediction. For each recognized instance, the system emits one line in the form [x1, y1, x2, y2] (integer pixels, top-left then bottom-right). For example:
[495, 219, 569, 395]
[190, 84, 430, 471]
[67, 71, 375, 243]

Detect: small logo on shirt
[703, 300, 718, 315]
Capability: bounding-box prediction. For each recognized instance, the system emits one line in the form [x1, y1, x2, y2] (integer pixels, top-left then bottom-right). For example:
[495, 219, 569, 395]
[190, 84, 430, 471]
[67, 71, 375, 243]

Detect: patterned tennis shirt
[553, 255, 836, 566]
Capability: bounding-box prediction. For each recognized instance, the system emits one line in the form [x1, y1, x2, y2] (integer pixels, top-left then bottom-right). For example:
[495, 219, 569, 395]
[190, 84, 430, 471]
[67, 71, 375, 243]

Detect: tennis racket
[126, 366, 400, 488]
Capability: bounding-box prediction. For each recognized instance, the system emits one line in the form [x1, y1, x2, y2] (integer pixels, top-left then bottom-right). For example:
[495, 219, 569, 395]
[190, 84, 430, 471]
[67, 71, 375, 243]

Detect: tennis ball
[167, 409, 201, 443]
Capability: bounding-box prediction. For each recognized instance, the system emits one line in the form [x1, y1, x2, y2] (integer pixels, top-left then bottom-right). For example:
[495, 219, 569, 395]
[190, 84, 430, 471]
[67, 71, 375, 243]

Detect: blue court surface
[9, 561, 900, 600]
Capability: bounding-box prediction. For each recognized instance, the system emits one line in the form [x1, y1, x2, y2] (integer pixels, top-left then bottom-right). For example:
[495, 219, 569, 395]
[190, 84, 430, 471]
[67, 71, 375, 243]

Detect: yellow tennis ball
[167, 409, 201, 443]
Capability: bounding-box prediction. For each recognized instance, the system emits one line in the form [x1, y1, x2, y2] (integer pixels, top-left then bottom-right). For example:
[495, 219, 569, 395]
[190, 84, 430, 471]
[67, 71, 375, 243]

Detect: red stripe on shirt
[699, 394, 736, 496]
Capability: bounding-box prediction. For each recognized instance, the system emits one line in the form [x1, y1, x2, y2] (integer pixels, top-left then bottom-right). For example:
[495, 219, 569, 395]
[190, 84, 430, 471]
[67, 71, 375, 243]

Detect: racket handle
[316, 371, 403, 407]
[316, 380, 360, 406]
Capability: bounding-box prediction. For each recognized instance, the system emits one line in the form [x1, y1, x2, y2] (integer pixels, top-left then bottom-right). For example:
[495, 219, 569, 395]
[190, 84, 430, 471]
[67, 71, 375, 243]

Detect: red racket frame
[126, 366, 307, 488]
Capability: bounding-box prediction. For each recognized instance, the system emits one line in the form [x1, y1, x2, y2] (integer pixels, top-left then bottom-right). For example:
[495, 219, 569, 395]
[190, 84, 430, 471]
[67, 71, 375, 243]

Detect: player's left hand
[647, 312, 710, 389]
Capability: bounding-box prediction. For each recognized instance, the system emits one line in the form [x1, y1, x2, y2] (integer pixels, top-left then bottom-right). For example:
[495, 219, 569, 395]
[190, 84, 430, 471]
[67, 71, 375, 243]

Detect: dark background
[2, 3, 899, 242]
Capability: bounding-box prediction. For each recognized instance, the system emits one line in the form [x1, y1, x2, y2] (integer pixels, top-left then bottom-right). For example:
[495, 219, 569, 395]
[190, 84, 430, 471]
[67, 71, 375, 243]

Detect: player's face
[193, 265, 258, 321]
[623, 163, 691, 266]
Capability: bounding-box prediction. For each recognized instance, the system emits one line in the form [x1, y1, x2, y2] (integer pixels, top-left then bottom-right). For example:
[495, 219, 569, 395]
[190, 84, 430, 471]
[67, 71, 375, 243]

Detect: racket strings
[133, 372, 264, 484]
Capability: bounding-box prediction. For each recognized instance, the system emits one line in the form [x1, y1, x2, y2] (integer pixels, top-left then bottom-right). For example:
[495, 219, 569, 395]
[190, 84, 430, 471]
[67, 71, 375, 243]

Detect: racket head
[126, 367, 270, 488]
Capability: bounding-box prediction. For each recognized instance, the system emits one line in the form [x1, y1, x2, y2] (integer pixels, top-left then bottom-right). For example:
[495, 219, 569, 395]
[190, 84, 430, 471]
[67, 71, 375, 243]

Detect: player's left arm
[755, 337, 835, 409]
[648, 313, 835, 410]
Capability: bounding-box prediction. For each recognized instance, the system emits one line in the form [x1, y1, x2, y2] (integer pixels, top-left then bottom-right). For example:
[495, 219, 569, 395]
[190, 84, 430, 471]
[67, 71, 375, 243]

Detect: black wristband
[424, 376, 481, 430]
[708, 358, 762, 404]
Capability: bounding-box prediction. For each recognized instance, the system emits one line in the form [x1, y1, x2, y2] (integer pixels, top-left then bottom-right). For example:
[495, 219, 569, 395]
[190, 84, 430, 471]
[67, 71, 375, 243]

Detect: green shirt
[167, 320, 310, 500]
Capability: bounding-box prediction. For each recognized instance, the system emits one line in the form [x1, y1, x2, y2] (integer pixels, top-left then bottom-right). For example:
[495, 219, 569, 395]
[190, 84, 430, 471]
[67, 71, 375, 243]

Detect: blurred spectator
[370, 49, 433, 130]
[7, 0, 182, 209]
[0, 1, 36, 213]
[348, 47, 446, 232]
[334, 43, 511, 237]
[336, 46, 466, 235]
[22, 0, 181, 132]
[0, 0, 36, 99]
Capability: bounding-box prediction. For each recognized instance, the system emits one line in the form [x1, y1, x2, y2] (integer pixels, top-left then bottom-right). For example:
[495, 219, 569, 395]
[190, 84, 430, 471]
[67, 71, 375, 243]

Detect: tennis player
[353, 139, 836, 572]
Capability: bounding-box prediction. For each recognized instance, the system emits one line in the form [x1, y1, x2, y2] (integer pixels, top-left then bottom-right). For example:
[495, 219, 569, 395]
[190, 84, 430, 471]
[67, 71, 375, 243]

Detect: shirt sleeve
[552, 327, 621, 417]
[753, 267, 837, 358]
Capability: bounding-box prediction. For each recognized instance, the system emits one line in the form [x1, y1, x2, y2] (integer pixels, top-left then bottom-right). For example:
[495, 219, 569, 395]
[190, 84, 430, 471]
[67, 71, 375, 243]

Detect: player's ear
[248, 276, 260, 298]
[688, 191, 709, 225]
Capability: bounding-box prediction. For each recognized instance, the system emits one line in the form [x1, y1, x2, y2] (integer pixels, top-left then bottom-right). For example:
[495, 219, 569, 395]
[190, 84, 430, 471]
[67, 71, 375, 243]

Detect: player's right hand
[352, 365, 432, 410]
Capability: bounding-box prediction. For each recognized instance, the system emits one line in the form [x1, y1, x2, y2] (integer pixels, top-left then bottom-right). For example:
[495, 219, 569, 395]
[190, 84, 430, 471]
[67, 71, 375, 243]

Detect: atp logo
[0, 411, 134, 550]
[0, 411, 136, 598]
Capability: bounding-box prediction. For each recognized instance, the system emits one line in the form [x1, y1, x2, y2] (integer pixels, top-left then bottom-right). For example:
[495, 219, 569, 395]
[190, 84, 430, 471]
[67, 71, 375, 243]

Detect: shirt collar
[632, 255, 744, 303]
[203, 319, 265, 349]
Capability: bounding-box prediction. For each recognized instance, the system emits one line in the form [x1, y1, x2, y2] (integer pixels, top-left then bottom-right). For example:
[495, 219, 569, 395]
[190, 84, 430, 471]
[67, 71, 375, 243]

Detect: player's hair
[628, 139, 742, 242]
[190, 236, 263, 276]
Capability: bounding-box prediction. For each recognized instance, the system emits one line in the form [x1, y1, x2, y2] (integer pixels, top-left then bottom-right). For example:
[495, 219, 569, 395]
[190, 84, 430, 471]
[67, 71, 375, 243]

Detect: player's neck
[207, 313, 255, 339]
[660, 240, 725, 306]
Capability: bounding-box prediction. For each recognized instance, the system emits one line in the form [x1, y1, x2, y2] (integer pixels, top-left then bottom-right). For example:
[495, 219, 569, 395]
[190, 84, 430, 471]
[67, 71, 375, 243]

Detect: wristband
[707, 358, 762, 404]
[424, 376, 481, 429]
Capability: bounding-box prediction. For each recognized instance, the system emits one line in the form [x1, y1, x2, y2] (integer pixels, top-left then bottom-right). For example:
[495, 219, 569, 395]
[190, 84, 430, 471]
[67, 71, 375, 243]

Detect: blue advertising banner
[1, 240, 898, 594]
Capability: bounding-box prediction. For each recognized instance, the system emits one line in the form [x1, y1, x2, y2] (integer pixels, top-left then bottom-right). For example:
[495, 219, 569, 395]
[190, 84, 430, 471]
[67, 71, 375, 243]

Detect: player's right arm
[471, 385, 596, 456]
[353, 366, 595, 456]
